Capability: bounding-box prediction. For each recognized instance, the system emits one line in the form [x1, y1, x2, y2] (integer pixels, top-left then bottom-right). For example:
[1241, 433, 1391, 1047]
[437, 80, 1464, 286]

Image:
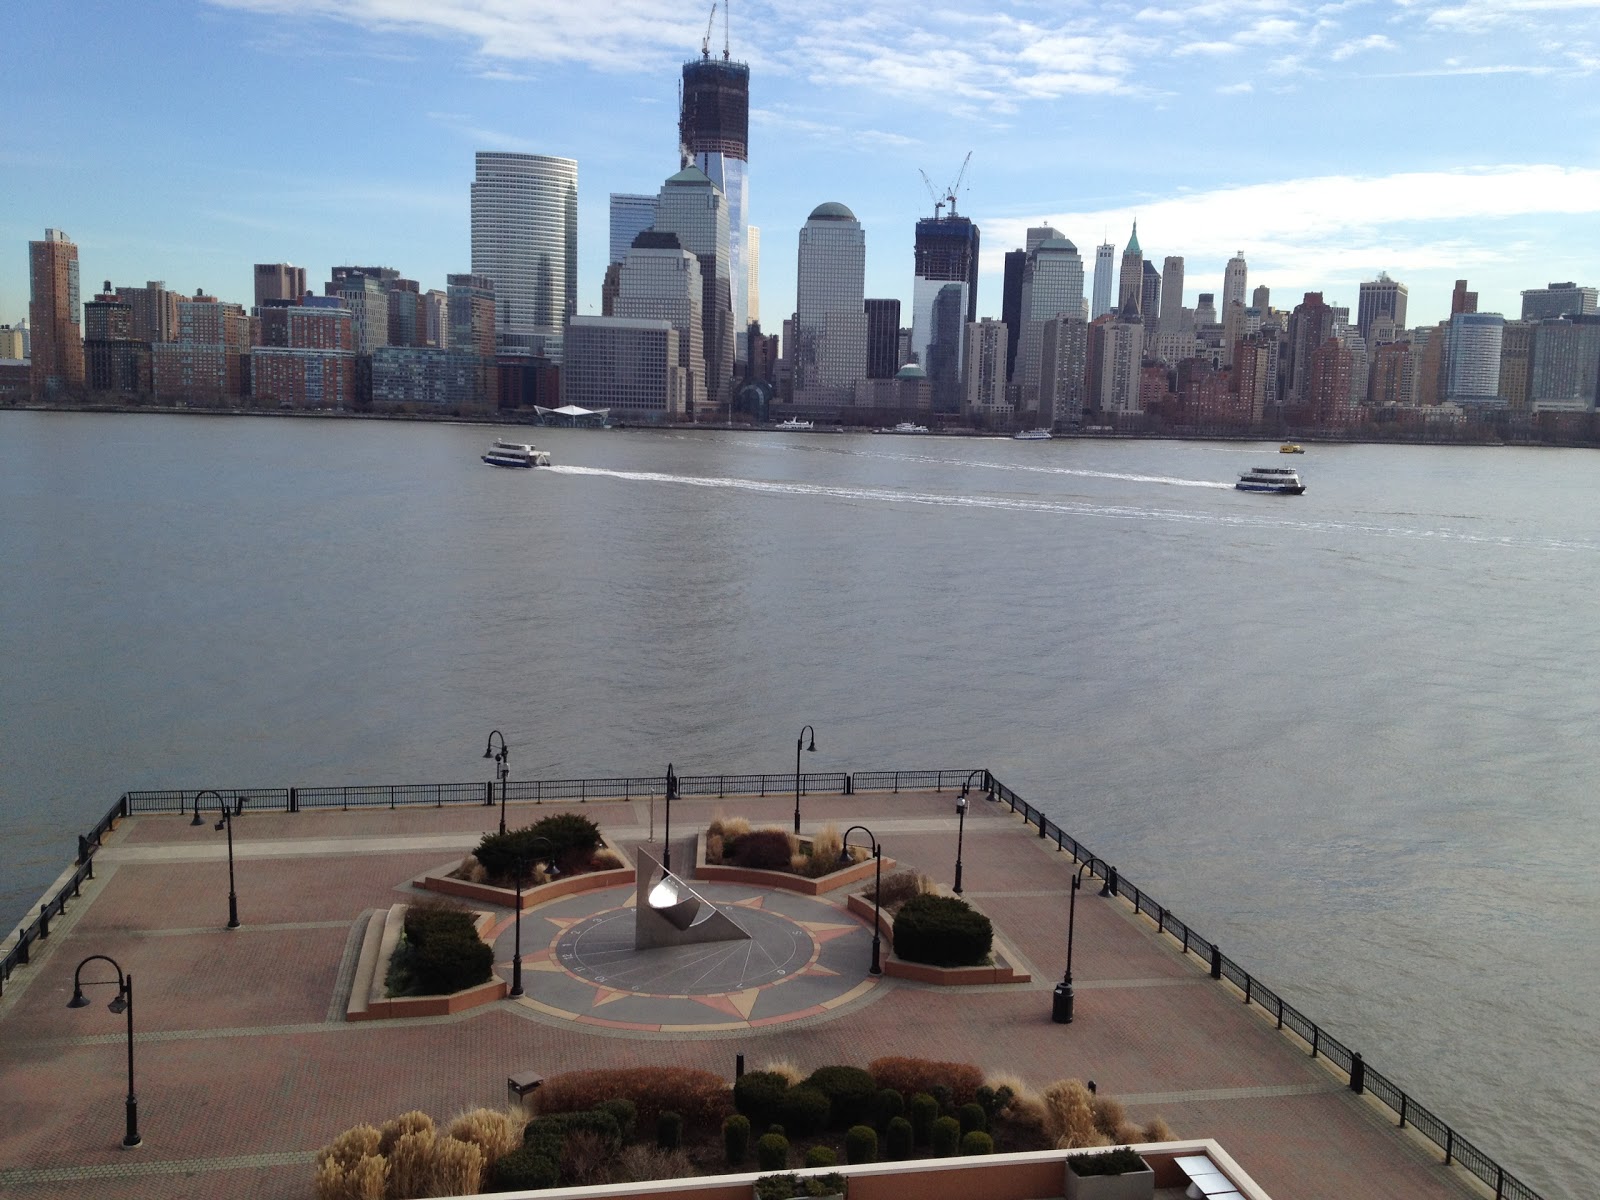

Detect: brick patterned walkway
[0, 791, 1486, 1199]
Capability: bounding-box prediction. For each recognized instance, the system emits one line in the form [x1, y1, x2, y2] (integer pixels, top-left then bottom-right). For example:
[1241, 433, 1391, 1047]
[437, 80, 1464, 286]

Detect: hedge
[869, 1057, 985, 1107]
[803, 1066, 877, 1128]
[537, 1067, 731, 1129]
[891, 893, 993, 967]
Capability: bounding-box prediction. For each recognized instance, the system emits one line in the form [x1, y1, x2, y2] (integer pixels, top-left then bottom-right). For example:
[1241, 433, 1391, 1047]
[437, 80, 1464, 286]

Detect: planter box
[416, 833, 634, 909]
[696, 833, 895, 896]
[1064, 1160, 1155, 1200]
[845, 892, 1032, 985]
[346, 905, 507, 1021]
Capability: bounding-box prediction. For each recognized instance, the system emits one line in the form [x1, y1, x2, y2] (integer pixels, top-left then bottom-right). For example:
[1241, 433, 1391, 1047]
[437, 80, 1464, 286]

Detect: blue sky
[5, 0, 1600, 333]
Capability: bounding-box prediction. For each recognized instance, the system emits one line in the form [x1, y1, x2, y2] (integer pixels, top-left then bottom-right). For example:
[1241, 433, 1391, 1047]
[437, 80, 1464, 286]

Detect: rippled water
[2, 411, 1596, 1198]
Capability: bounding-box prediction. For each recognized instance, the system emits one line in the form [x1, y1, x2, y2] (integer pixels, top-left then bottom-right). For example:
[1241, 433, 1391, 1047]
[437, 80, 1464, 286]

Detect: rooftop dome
[807, 201, 857, 222]
[894, 363, 928, 380]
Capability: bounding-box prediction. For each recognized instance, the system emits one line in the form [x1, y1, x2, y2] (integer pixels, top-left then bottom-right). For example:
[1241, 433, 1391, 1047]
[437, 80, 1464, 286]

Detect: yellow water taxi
[1279, 443, 1305, 454]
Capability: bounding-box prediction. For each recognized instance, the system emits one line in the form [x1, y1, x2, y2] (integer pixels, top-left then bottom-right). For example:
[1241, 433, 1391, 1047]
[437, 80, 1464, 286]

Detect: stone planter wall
[345, 904, 507, 1021]
[416, 833, 634, 909]
[844, 892, 1031, 985]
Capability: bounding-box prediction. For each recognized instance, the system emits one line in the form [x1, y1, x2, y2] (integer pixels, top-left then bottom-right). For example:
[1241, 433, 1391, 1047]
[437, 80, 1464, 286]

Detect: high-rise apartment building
[1528, 315, 1600, 411]
[746, 225, 761, 329]
[424, 290, 449, 348]
[911, 215, 979, 373]
[84, 284, 152, 395]
[447, 273, 498, 403]
[616, 230, 707, 416]
[1444, 311, 1504, 405]
[1091, 242, 1115, 319]
[609, 194, 660, 265]
[962, 318, 1009, 419]
[866, 299, 901, 379]
[680, 48, 751, 358]
[326, 270, 391, 356]
[152, 293, 249, 403]
[1117, 222, 1143, 312]
[1286, 292, 1337, 407]
[471, 152, 578, 350]
[117, 281, 180, 345]
[1222, 252, 1247, 314]
[254, 263, 306, 308]
[793, 202, 867, 410]
[654, 165, 735, 413]
[1520, 282, 1598, 321]
[1356, 273, 1408, 344]
[1497, 320, 1534, 411]
[0, 324, 24, 359]
[1251, 285, 1271, 311]
[1039, 315, 1088, 428]
[28, 229, 85, 400]
[253, 305, 357, 409]
[1450, 279, 1478, 316]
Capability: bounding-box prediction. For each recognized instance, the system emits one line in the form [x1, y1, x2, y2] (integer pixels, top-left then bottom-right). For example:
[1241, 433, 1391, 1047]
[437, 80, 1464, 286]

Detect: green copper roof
[665, 166, 712, 186]
[1125, 219, 1141, 256]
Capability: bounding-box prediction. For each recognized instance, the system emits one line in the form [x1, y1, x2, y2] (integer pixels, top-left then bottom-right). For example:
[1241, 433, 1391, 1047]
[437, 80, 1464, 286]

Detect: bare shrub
[873, 870, 931, 909]
[316, 1124, 381, 1171]
[760, 1059, 805, 1087]
[869, 1057, 984, 1106]
[561, 1130, 617, 1186]
[615, 1144, 696, 1183]
[446, 1107, 522, 1170]
[1142, 1115, 1176, 1142]
[538, 1066, 731, 1129]
[314, 1153, 385, 1200]
[1042, 1079, 1104, 1149]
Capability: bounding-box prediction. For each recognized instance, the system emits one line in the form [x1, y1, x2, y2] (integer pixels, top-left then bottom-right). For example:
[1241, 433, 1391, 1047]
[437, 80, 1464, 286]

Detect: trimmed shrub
[1066, 1147, 1148, 1177]
[411, 927, 493, 995]
[930, 1115, 961, 1157]
[804, 1144, 838, 1168]
[908, 1092, 938, 1146]
[597, 1098, 637, 1143]
[891, 893, 993, 967]
[869, 1057, 985, 1107]
[730, 828, 795, 870]
[869, 1087, 904, 1131]
[492, 1146, 559, 1191]
[960, 1130, 994, 1156]
[885, 1115, 914, 1161]
[775, 1086, 831, 1137]
[537, 1066, 731, 1129]
[722, 1113, 751, 1166]
[656, 1110, 682, 1151]
[402, 896, 471, 946]
[755, 1132, 790, 1171]
[733, 1070, 791, 1129]
[957, 1102, 987, 1135]
[844, 1124, 878, 1165]
[474, 813, 602, 882]
[522, 1109, 623, 1159]
[803, 1065, 877, 1128]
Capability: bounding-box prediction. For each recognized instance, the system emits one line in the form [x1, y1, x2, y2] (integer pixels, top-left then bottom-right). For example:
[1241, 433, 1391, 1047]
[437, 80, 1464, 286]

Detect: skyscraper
[1520, 282, 1598, 321]
[1159, 256, 1184, 333]
[794, 202, 867, 410]
[1091, 242, 1115, 319]
[1444, 311, 1503, 405]
[865, 298, 901, 379]
[1222, 252, 1247, 314]
[470, 152, 578, 351]
[254, 264, 306, 308]
[1356, 273, 1408, 343]
[910, 215, 979, 372]
[654, 165, 735, 413]
[1117, 221, 1143, 312]
[1002, 249, 1026, 381]
[1141, 261, 1162, 330]
[1450, 279, 1478, 316]
[1016, 237, 1085, 408]
[680, 44, 750, 356]
[616, 230, 706, 416]
[28, 229, 85, 400]
[609, 194, 659, 265]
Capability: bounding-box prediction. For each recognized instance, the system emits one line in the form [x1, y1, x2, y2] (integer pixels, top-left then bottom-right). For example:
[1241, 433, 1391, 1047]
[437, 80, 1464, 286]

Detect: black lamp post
[841, 825, 882, 975]
[1052, 861, 1096, 1024]
[484, 730, 510, 835]
[662, 763, 678, 872]
[793, 724, 816, 835]
[955, 769, 986, 895]
[68, 954, 141, 1148]
[510, 836, 553, 1000]
[191, 789, 244, 929]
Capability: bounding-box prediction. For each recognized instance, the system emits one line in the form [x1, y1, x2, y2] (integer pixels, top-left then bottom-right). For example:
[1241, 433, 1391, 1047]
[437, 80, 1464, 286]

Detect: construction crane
[944, 151, 972, 218]
[918, 168, 945, 219]
[701, 1, 716, 59]
[918, 152, 973, 220]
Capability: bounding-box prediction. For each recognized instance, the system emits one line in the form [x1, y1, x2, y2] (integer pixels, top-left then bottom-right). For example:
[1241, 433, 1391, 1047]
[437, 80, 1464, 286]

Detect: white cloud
[1217, 81, 1255, 93]
[1175, 40, 1244, 55]
[1331, 33, 1396, 58]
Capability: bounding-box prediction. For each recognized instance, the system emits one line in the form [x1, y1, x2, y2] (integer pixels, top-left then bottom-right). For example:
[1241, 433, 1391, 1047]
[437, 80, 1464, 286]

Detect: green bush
[522, 1109, 623, 1158]
[804, 1144, 837, 1168]
[597, 1097, 636, 1143]
[474, 813, 602, 881]
[960, 1130, 994, 1156]
[806, 1175, 847, 1197]
[891, 893, 993, 967]
[957, 1102, 987, 1135]
[734, 1071, 791, 1129]
[908, 1092, 938, 1145]
[886, 1116, 914, 1160]
[755, 1132, 790, 1171]
[776, 1087, 831, 1137]
[869, 1086, 904, 1131]
[730, 829, 793, 870]
[723, 1113, 751, 1166]
[402, 896, 473, 945]
[1067, 1147, 1149, 1177]
[411, 927, 493, 995]
[656, 1110, 682, 1151]
[930, 1115, 961, 1157]
[975, 1084, 1013, 1121]
[492, 1145, 559, 1190]
[845, 1124, 878, 1165]
[803, 1065, 877, 1128]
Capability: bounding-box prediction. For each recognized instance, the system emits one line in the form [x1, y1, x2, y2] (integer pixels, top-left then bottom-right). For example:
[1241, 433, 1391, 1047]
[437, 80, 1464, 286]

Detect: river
[1, 410, 1595, 1198]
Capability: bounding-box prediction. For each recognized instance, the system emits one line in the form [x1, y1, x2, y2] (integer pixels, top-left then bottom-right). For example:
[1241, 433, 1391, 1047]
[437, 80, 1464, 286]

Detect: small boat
[775, 418, 814, 431]
[874, 422, 930, 435]
[482, 440, 551, 468]
[1013, 428, 1053, 441]
[1236, 466, 1305, 494]
[1280, 443, 1305, 454]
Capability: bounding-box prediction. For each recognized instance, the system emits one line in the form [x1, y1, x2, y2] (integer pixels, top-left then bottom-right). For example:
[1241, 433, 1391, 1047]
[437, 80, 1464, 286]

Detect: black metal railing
[985, 772, 1542, 1200]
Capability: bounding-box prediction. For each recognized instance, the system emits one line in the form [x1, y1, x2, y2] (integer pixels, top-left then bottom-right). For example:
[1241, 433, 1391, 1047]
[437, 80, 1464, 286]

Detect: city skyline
[5, 1, 1600, 330]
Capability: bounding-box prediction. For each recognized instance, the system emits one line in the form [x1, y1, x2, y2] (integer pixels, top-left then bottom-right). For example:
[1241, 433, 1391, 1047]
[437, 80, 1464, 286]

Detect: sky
[5, 0, 1600, 333]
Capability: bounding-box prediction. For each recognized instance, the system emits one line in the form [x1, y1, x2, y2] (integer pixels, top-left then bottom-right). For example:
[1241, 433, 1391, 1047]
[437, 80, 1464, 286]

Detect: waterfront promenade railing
[3, 767, 1540, 1200]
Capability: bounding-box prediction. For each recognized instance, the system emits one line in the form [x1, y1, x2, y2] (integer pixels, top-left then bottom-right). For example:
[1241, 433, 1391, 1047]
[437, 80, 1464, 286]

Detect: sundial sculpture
[633, 848, 750, 950]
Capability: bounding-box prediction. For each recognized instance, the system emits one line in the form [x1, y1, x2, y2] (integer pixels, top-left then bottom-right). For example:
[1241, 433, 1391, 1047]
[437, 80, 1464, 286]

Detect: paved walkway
[0, 791, 1490, 1199]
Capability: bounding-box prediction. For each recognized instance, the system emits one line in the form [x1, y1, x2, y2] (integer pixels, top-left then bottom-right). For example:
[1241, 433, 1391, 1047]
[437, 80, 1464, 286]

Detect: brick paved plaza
[0, 788, 1490, 1199]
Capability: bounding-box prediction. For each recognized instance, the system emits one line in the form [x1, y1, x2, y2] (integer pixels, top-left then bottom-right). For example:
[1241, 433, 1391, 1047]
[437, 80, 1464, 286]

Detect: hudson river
[2, 411, 1595, 1199]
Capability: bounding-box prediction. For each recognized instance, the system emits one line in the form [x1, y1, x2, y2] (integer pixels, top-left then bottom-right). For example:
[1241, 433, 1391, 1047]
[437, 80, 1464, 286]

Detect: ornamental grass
[445, 1107, 524, 1171]
[313, 1153, 385, 1200]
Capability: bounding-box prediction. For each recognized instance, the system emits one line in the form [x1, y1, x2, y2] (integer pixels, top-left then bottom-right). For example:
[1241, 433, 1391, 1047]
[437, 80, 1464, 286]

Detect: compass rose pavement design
[490, 882, 885, 1031]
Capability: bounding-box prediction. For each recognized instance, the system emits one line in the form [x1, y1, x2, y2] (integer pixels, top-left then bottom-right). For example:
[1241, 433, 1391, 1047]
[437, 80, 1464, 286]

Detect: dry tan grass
[377, 1111, 434, 1158]
[1090, 1095, 1126, 1136]
[759, 1059, 805, 1086]
[446, 1107, 522, 1169]
[429, 1136, 485, 1196]
[984, 1070, 1046, 1127]
[712, 813, 751, 840]
[789, 852, 810, 874]
[809, 823, 843, 866]
[1142, 1115, 1176, 1142]
[1043, 1079, 1106, 1149]
[706, 832, 725, 863]
[591, 848, 624, 870]
[316, 1124, 382, 1171]
[314, 1154, 385, 1200]
[383, 1129, 435, 1200]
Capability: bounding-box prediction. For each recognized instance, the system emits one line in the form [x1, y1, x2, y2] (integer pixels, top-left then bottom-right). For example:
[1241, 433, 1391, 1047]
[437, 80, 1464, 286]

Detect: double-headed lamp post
[510, 836, 553, 1000]
[484, 730, 510, 835]
[68, 954, 141, 1148]
[663, 763, 678, 872]
[954, 769, 987, 895]
[191, 789, 245, 929]
[793, 725, 816, 835]
[841, 825, 882, 975]
[1052, 861, 1096, 1024]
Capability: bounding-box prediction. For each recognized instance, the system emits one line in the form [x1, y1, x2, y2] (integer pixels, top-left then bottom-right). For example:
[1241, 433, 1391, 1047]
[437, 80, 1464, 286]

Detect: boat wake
[543, 465, 1599, 553]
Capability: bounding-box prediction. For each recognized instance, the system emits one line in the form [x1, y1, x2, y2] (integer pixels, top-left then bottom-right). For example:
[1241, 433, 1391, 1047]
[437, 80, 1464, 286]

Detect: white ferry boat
[875, 422, 930, 435]
[775, 418, 814, 431]
[1012, 428, 1053, 441]
[1236, 466, 1305, 494]
[482, 440, 552, 468]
